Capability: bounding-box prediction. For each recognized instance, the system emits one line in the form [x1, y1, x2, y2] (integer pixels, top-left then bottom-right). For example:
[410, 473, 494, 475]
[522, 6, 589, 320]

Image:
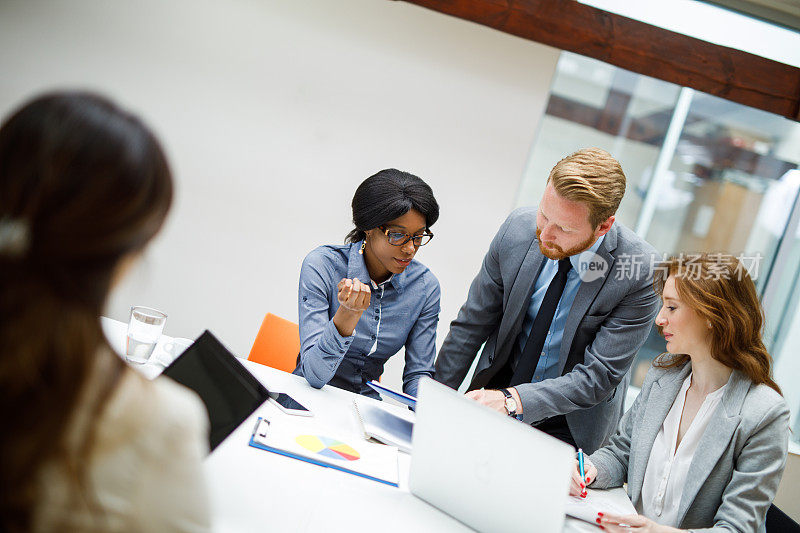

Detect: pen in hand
[578, 448, 587, 498]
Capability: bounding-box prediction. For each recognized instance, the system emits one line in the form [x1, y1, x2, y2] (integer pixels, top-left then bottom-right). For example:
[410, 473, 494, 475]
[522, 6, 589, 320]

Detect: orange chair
[247, 313, 301, 373]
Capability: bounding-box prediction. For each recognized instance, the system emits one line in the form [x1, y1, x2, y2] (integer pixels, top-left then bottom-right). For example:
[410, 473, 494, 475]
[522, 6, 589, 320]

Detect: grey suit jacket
[590, 362, 790, 531]
[435, 207, 660, 453]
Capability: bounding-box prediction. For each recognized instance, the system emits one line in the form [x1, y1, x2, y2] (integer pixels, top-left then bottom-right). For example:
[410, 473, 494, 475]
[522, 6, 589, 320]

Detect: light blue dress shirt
[294, 241, 440, 398]
[517, 234, 606, 382]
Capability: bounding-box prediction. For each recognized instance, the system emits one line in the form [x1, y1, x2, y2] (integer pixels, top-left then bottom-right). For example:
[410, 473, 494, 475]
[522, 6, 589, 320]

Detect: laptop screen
[162, 330, 269, 451]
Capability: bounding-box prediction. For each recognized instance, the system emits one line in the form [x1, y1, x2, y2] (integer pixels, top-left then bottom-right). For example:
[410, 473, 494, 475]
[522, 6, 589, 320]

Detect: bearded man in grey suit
[435, 148, 660, 453]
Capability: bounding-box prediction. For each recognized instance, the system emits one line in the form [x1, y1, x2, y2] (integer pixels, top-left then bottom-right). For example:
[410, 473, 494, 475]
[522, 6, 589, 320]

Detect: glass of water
[126, 306, 167, 364]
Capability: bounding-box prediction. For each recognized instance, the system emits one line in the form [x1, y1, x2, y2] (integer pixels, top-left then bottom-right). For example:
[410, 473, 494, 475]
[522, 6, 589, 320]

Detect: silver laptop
[410, 378, 575, 533]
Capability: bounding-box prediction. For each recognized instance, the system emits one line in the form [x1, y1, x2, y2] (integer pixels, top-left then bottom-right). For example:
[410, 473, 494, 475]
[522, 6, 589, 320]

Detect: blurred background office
[2, 0, 799, 513]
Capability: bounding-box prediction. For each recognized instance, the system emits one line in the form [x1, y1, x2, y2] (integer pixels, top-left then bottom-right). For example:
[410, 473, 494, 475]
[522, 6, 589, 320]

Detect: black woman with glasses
[294, 169, 440, 398]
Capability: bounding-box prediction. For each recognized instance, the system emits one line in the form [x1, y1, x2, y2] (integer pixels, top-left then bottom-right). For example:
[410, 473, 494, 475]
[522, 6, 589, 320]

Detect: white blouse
[33, 353, 211, 532]
[640, 373, 727, 527]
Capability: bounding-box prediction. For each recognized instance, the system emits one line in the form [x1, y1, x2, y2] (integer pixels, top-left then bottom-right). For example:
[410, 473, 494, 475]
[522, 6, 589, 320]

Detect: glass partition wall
[518, 52, 800, 443]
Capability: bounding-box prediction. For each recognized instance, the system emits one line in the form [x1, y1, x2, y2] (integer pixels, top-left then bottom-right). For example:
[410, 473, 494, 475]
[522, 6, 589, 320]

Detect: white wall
[0, 0, 559, 389]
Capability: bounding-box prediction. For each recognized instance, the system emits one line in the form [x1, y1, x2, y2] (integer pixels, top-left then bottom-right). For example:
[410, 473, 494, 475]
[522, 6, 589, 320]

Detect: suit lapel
[494, 238, 545, 363]
[629, 364, 691, 505]
[675, 371, 749, 524]
[558, 225, 619, 369]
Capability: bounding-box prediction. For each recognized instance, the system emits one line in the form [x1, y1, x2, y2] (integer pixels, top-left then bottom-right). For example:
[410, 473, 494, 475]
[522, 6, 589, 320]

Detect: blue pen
[577, 448, 586, 497]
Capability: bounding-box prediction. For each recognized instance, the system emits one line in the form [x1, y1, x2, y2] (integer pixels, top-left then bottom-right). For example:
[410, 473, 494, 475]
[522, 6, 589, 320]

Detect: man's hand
[465, 387, 522, 415]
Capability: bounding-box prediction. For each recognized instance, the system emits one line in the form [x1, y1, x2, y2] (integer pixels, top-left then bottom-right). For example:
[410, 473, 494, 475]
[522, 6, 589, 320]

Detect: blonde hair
[548, 148, 626, 228]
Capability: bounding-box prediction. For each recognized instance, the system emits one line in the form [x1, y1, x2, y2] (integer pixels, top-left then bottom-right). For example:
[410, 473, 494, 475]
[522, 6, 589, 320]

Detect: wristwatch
[501, 389, 523, 420]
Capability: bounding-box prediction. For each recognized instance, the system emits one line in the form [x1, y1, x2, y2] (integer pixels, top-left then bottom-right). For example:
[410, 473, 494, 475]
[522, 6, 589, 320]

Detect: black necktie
[510, 258, 572, 386]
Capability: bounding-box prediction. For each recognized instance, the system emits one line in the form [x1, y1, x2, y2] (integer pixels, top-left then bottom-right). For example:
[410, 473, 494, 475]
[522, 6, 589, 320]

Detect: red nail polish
[598, 513, 604, 517]
[580, 483, 585, 488]
[586, 477, 590, 483]
[596, 518, 602, 524]
[599, 527, 605, 531]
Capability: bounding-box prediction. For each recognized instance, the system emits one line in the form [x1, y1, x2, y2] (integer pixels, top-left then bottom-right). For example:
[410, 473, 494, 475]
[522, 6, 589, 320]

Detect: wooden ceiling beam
[396, 0, 800, 121]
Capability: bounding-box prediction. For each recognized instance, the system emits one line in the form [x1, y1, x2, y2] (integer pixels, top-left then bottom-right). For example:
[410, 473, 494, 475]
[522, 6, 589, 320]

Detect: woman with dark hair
[294, 169, 440, 398]
[0, 92, 209, 531]
[567, 254, 789, 532]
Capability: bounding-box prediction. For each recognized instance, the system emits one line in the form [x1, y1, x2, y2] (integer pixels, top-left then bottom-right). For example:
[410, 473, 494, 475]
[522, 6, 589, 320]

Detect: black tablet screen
[162, 330, 269, 451]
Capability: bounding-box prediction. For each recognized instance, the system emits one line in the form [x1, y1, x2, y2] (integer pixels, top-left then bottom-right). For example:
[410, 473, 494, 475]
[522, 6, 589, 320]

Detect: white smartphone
[268, 392, 313, 417]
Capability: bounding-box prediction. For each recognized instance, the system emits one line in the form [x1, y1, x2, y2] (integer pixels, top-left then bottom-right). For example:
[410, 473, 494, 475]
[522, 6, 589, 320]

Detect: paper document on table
[248, 416, 399, 487]
[353, 400, 414, 453]
[564, 488, 636, 524]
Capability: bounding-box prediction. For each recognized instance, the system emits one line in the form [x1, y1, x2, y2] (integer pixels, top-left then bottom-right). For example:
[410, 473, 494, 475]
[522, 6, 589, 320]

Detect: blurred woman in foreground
[0, 92, 209, 532]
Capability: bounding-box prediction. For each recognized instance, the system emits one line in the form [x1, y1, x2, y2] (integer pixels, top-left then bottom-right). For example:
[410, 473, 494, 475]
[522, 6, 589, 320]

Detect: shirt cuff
[317, 319, 355, 356]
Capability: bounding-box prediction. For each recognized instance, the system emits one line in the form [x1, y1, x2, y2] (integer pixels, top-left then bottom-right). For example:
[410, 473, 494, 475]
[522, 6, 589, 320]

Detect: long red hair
[653, 253, 781, 395]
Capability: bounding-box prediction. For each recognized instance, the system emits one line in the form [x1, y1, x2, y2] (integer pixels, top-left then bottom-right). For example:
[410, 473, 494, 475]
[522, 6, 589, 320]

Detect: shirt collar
[346, 241, 405, 294]
[567, 232, 606, 272]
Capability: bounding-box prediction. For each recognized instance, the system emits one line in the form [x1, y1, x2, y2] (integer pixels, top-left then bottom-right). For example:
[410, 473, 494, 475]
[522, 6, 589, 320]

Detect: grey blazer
[590, 362, 790, 531]
[435, 207, 660, 453]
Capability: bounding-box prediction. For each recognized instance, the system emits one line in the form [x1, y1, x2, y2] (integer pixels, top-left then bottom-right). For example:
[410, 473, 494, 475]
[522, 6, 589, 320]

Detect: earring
[359, 241, 365, 255]
[707, 321, 712, 328]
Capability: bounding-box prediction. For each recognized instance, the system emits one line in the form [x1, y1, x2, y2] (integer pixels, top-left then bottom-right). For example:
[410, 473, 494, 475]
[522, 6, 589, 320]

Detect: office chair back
[247, 313, 300, 373]
[766, 504, 800, 533]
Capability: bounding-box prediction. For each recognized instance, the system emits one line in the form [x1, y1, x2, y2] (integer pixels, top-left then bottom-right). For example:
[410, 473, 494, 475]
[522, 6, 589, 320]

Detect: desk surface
[102, 317, 627, 532]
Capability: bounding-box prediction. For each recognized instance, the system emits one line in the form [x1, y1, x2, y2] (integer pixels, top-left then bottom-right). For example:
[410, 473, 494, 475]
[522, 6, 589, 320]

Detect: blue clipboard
[366, 381, 417, 408]
[247, 417, 399, 487]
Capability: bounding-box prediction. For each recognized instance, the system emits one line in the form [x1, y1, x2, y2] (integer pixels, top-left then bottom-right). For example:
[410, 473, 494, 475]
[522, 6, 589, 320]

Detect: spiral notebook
[352, 400, 414, 453]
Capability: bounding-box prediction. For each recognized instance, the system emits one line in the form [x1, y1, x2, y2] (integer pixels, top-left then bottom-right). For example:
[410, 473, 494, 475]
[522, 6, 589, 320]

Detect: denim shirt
[294, 241, 440, 398]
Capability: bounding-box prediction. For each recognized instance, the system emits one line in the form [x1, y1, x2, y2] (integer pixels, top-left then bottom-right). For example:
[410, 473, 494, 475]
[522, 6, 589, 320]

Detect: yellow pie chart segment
[295, 435, 361, 461]
[295, 435, 326, 453]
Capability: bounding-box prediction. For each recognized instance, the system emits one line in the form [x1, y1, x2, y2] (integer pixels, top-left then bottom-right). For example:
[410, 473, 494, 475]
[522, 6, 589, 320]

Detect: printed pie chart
[295, 435, 361, 461]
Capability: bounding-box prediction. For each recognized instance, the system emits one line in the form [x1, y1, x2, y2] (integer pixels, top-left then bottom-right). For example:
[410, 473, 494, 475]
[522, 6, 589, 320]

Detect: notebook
[564, 490, 636, 524]
[161, 330, 269, 451]
[352, 400, 414, 453]
[410, 378, 575, 533]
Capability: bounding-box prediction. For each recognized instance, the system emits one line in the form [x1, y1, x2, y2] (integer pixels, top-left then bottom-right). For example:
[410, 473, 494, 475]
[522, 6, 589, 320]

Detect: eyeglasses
[379, 226, 434, 247]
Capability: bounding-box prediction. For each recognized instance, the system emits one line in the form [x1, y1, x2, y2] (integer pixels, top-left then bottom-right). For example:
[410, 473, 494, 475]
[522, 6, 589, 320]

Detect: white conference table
[102, 318, 629, 532]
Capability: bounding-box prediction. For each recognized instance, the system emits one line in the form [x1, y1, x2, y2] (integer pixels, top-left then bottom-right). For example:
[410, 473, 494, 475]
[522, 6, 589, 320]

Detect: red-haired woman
[568, 254, 789, 532]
